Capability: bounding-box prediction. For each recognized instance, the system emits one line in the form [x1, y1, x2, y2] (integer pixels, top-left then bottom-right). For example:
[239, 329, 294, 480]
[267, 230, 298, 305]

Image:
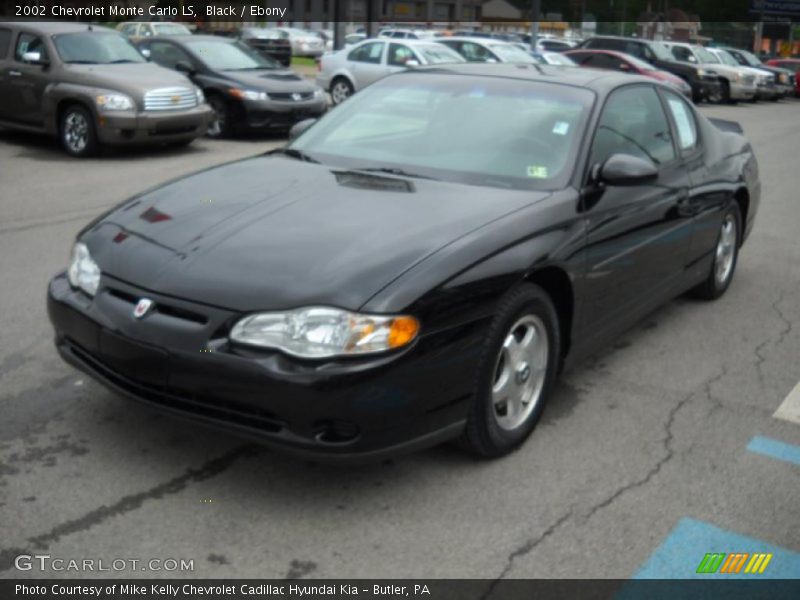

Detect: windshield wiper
[109, 59, 140, 64]
[351, 167, 437, 180]
[65, 60, 99, 64]
[268, 148, 319, 163]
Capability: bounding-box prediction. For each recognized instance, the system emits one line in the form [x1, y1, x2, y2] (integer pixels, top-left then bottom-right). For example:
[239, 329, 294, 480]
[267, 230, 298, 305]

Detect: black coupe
[48, 64, 760, 461]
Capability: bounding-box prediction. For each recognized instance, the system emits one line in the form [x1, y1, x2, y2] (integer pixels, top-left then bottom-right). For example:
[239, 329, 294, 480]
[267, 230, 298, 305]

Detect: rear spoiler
[708, 118, 744, 134]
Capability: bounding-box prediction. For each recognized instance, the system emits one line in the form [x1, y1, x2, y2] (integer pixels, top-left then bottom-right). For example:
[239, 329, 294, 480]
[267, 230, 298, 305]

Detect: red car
[565, 49, 693, 98]
[765, 58, 800, 96]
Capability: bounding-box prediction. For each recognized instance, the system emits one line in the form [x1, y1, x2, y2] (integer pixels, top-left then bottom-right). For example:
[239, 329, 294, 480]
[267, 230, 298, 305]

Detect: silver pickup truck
[0, 22, 213, 157]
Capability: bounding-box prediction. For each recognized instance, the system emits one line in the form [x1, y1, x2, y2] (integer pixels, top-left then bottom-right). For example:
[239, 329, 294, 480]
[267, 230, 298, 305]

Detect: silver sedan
[316, 39, 465, 104]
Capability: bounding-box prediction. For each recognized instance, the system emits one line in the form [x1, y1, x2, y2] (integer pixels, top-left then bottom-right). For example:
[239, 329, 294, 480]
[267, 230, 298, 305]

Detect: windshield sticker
[552, 121, 570, 135]
[527, 165, 548, 178]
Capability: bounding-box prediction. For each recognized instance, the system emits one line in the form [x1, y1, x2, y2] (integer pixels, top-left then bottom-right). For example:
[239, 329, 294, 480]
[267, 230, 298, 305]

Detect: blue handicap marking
[747, 435, 800, 467]
[634, 518, 800, 579]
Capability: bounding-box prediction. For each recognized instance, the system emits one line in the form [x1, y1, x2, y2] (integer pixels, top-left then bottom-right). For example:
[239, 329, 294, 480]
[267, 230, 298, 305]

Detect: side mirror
[485, 58, 498, 64]
[599, 154, 658, 186]
[175, 60, 195, 75]
[619, 62, 631, 71]
[288, 118, 317, 141]
[404, 59, 420, 67]
[139, 48, 151, 59]
[22, 51, 48, 65]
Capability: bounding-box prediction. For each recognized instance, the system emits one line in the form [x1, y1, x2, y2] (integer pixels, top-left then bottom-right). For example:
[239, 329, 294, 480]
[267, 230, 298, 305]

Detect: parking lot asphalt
[1, 100, 798, 581]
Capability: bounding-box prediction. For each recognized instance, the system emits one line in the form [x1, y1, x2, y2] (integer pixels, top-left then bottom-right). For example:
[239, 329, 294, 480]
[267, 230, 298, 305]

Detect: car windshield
[53, 32, 145, 64]
[153, 24, 191, 35]
[543, 53, 576, 66]
[415, 44, 465, 64]
[649, 42, 673, 61]
[290, 73, 594, 191]
[694, 46, 719, 64]
[737, 50, 762, 66]
[714, 49, 740, 67]
[242, 28, 284, 39]
[185, 39, 279, 70]
[489, 43, 538, 63]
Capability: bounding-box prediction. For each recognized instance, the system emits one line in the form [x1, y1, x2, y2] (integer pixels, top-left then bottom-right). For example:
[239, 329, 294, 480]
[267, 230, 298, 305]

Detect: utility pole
[530, 0, 541, 52]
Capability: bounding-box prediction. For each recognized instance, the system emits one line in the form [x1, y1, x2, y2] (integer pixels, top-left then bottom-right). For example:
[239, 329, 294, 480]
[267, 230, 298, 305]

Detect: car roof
[1, 21, 116, 35]
[411, 61, 657, 93]
[440, 37, 515, 45]
[145, 34, 233, 44]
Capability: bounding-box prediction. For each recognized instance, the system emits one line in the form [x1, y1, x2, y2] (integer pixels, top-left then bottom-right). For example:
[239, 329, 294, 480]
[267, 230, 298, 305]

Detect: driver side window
[148, 41, 191, 70]
[15, 33, 48, 62]
[589, 86, 676, 169]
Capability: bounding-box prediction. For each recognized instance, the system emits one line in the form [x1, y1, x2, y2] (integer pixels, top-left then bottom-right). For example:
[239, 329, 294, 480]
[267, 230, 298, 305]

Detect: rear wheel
[692, 203, 741, 300]
[60, 104, 98, 157]
[330, 77, 354, 105]
[460, 284, 561, 458]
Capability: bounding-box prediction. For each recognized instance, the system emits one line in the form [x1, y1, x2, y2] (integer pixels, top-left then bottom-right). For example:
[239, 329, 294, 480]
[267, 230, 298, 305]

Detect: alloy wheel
[331, 80, 352, 104]
[63, 112, 89, 154]
[714, 214, 737, 286]
[491, 315, 549, 431]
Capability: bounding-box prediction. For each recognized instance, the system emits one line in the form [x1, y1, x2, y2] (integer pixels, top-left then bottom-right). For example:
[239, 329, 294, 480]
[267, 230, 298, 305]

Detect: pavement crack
[481, 510, 573, 598]
[753, 291, 791, 384]
[582, 367, 728, 524]
[0, 444, 259, 571]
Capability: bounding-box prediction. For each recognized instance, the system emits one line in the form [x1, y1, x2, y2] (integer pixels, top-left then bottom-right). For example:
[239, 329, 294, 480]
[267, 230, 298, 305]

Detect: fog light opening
[313, 420, 360, 445]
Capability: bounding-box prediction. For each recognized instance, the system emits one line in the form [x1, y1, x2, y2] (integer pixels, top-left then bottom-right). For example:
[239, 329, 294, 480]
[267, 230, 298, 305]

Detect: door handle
[8, 70, 22, 77]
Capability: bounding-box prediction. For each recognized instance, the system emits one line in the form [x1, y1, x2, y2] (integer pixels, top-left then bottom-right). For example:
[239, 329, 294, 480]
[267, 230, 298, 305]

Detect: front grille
[269, 91, 315, 101]
[106, 287, 208, 324]
[144, 87, 197, 111]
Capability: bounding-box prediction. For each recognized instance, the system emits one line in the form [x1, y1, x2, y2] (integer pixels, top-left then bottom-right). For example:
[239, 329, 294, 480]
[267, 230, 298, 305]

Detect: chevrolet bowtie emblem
[133, 298, 154, 319]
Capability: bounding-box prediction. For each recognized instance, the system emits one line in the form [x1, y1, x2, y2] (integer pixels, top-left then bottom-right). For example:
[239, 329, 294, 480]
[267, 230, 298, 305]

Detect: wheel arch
[524, 266, 574, 358]
[733, 186, 750, 245]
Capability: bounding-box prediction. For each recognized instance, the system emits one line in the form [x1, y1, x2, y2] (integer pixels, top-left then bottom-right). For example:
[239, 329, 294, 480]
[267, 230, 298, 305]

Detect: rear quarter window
[0, 28, 11, 59]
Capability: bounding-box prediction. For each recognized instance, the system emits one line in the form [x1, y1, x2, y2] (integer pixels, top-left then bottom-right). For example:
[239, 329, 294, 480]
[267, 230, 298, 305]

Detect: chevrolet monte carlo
[48, 64, 760, 461]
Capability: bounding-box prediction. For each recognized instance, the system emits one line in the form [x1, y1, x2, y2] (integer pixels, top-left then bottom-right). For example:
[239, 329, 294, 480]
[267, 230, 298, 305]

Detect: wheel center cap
[516, 363, 531, 384]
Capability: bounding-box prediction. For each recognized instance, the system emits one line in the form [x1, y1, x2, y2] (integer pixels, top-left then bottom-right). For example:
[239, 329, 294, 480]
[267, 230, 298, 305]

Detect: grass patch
[292, 56, 318, 68]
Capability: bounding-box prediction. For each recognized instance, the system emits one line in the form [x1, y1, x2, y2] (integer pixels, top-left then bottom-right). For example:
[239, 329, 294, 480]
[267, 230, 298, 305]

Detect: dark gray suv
[0, 22, 213, 157]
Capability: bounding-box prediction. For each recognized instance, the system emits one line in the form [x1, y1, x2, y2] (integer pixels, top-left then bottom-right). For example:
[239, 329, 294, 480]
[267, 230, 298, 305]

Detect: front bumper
[729, 81, 757, 100]
[96, 104, 213, 145]
[238, 97, 327, 131]
[47, 273, 483, 462]
[756, 83, 779, 100]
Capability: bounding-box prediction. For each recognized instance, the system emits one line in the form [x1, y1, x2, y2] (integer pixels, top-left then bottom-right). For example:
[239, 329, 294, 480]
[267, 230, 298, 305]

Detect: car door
[7, 31, 51, 126]
[347, 41, 387, 89]
[0, 26, 14, 120]
[579, 84, 693, 337]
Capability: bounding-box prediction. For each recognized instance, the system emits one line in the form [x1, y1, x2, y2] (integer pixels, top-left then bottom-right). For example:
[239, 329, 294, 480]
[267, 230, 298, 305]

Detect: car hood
[219, 68, 317, 92]
[64, 63, 194, 100]
[86, 156, 547, 312]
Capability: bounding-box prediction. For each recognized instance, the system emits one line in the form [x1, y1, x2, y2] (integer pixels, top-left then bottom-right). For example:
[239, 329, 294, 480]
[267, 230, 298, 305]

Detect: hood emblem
[171, 95, 181, 104]
[133, 298, 154, 319]
[292, 92, 302, 101]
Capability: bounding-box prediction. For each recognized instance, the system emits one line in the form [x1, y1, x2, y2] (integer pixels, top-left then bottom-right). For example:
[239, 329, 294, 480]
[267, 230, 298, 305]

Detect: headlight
[733, 72, 742, 82]
[230, 307, 420, 359]
[195, 87, 205, 103]
[313, 88, 324, 99]
[228, 88, 269, 101]
[696, 68, 707, 77]
[95, 93, 134, 112]
[67, 242, 101, 297]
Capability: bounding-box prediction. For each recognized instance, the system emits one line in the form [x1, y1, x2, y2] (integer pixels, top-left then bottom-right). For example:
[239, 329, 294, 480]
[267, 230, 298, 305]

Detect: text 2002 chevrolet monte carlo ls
[48, 64, 760, 461]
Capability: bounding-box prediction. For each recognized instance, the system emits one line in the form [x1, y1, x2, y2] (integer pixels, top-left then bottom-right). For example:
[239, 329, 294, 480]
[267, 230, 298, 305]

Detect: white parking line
[774, 381, 800, 425]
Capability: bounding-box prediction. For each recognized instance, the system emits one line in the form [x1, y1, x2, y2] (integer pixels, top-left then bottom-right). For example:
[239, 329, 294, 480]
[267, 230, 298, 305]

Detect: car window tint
[148, 41, 191, 69]
[460, 42, 493, 62]
[0, 28, 11, 59]
[664, 92, 698, 151]
[348, 41, 383, 64]
[15, 33, 48, 62]
[624, 42, 644, 59]
[590, 85, 676, 167]
[671, 45, 695, 63]
[387, 43, 415, 66]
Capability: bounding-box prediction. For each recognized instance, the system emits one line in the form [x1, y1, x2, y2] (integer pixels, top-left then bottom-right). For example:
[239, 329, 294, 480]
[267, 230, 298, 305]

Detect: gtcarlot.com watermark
[14, 554, 194, 573]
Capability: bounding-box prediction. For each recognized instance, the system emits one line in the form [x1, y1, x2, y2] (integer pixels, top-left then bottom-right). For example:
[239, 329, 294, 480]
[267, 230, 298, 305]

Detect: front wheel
[206, 95, 232, 138]
[692, 203, 741, 300]
[330, 77, 354, 105]
[460, 284, 561, 458]
[60, 104, 98, 157]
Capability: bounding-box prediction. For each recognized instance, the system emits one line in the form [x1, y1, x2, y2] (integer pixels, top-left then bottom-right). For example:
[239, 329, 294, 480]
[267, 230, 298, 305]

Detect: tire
[60, 104, 98, 157]
[206, 94, 232, 138]
[330, 77, 354, 105]
[460, 283, 561, 458]
[691, 203, 742, 300]
[720, 80, 732, 104]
